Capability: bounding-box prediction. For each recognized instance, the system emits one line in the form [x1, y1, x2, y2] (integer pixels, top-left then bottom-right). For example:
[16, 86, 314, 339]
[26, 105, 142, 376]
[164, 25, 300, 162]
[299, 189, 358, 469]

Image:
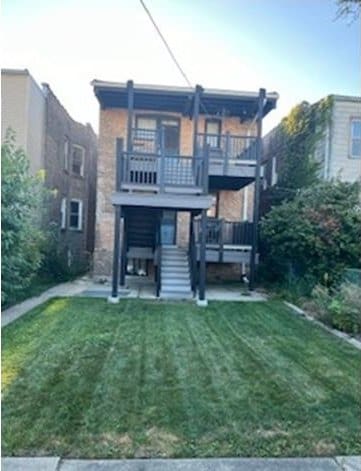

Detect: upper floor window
[64, 139, 69, 171]
[69, 199, 83, 230]
[350, 119, 361, 159]
[71, 145, 85, 176]
[205, 119, 221, 148]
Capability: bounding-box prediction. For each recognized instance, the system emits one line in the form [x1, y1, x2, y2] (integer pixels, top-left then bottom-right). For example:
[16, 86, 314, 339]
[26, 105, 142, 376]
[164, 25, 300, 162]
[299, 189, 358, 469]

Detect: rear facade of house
[1, 69, 98, 270]
[92, 80, 278, 301]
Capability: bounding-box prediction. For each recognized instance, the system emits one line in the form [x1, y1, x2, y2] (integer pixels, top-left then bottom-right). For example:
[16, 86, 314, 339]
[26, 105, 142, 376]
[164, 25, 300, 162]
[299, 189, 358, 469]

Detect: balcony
[119, 128, 208, 195]
[193, 217, 254, 263]
[197, 133, 258, 189]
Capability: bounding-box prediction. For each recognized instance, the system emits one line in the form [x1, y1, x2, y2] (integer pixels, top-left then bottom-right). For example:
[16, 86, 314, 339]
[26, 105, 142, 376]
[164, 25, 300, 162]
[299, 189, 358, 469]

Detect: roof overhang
[91, 80, 279, 120]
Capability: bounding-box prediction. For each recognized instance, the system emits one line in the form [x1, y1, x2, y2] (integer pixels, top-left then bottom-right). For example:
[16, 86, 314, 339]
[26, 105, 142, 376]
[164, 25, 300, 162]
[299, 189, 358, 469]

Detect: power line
[139, 0, 193, 88]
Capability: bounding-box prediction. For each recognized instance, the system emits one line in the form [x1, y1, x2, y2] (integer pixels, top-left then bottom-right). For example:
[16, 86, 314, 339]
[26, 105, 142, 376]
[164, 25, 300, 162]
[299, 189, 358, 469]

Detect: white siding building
[1, 69, 46, 174]
[322, 95, 361, 182]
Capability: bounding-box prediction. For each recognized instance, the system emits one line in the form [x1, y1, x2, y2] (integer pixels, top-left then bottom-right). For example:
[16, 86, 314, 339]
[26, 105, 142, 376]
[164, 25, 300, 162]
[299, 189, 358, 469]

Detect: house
[1, 69, 98, 270]
[262, 94, 361, 190]
[92, 80, 278, 303]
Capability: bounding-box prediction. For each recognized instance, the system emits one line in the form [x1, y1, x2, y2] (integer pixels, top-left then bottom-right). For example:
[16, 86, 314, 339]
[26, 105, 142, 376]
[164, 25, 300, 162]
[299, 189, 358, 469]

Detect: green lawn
[2, 298, 360, 458]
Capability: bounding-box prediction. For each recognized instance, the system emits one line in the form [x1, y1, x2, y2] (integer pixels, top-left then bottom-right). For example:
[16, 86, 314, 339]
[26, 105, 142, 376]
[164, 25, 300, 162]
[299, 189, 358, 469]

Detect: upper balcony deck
[118, 127, 258, 195]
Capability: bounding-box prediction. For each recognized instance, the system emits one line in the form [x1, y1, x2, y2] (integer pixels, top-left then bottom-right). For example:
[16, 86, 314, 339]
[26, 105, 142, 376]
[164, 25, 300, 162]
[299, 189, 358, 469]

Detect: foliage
[260, 180, 361, 288]
[2, 298, 361, 457]
[336, 0, 361, 21]
[309, 283, 361, 334]
[262, 97, 333, 212]
[1, 130, 47, 305]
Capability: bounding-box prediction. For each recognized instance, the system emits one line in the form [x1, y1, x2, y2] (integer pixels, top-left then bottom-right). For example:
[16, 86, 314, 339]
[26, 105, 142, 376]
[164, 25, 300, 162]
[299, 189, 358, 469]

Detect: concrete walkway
[1, 276, 265, 328]
[2, 456, 360, 471]
[1, 278, 90, 327]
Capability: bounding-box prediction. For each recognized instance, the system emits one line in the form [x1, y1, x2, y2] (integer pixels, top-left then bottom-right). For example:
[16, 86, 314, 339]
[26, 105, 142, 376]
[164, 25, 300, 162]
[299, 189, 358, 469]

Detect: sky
[2, 0, 360, 133]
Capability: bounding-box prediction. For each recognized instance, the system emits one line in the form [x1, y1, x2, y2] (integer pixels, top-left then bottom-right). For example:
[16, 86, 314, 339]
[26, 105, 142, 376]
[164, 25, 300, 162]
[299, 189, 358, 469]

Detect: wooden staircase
[160, 246, 193, 299]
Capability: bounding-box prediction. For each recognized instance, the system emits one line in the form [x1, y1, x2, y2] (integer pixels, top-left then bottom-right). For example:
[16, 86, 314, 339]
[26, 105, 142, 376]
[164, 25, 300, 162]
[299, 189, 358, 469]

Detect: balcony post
[116, 138, 124, 190]
[192, 84, 202, 157]
[249, 88, 266, 291]
[203, 144, 210, 194]
[224, 131, 231, 174]
[109, 205, 121, 303]
[120, 208, 127, 287]
[126, 80, 134, 152]
[197, 208, 208, 306]
[159, 126, 165, 192]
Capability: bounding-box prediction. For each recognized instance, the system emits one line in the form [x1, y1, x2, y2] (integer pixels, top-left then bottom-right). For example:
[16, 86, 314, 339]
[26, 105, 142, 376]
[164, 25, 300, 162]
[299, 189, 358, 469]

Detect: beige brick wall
[94, 107, 255, 276]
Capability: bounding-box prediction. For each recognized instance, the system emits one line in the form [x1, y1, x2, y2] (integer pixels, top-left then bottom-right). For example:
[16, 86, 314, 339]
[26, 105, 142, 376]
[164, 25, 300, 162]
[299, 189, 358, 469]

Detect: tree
[1, 130, 46, 305]
[260, 180, 361, 290]
[336, 0, 361, 20]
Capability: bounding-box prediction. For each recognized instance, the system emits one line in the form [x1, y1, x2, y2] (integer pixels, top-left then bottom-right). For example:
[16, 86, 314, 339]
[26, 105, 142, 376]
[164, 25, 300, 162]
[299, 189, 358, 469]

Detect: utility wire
[139, 0, 193, 88]
[139, 0, 210, 116]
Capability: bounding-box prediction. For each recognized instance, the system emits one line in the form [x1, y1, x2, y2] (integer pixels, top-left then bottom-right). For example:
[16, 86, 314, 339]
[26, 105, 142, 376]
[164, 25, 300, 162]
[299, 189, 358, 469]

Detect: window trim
[60, 197, 67, 230]
[71, 144, 85, 176]
[205, 118, 222, 148]
[69, 199, 83, 231]
[350, 117, 361, 159]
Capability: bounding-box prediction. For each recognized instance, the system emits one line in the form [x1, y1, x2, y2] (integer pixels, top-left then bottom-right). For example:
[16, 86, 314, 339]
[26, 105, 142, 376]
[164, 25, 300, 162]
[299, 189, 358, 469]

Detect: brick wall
[94, 107, 255, 277]
[43, 85, 97, 269]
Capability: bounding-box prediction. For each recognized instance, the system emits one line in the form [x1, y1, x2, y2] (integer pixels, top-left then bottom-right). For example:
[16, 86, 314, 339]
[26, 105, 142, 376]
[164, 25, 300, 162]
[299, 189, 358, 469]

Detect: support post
[109, 205, 121, 302]
[159, 126, 165, 192]
[116, 138, 124, 191]
[198, 208, 207, 306]
[120, 208, 127, 287]
[126, 80, 134, 153]
[192, 85, 202, 157]
[249, 88, 266, 291]
[224, 131, 231, 174]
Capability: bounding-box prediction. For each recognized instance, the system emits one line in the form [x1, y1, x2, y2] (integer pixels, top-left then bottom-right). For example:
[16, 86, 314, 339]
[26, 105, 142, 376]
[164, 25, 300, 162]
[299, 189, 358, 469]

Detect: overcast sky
[2, 0, 360, 133]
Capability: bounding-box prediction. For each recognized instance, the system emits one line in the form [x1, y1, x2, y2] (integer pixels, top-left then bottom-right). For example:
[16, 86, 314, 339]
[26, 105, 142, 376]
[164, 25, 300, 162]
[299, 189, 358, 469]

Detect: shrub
[310, 282, 361, 334]
[260, 180, 361, 289]
[1, 131, 47, 305]
[330, 283, 361, 334]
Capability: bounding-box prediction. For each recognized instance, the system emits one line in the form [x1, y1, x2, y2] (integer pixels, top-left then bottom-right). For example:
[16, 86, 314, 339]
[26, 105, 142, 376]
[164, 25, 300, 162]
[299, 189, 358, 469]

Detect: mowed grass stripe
[2, 298, 360, 458]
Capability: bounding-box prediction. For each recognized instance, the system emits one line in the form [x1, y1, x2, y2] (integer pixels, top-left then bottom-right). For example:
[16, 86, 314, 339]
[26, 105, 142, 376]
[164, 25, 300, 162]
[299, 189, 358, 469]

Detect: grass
[2, 298, 360, 458]
[2, 275, 59, 310]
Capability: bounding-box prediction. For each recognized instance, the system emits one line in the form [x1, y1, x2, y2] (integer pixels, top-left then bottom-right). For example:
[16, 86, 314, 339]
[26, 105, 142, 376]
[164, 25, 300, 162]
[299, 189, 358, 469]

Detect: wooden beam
[111, 205, 121, 298]
[120, 208, 127, 287]
[192, 85, 203, 157]
[199, 208, 207, 301]
[115, 138, 124, 191]
[126, 80, 134, 152]
[249, 88, 266, 291]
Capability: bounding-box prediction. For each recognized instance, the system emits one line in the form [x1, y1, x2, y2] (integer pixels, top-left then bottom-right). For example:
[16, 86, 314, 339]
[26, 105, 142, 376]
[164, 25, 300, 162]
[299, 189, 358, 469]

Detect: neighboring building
[92, 80, 278, 302]
[263, 94, 361, 190]
[1, 69, 98, 269]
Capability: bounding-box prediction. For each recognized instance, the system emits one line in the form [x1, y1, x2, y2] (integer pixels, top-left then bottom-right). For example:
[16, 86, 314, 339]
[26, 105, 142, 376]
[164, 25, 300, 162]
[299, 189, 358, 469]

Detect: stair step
[160, 291, 193, 300]
[162, 281, 191, 288]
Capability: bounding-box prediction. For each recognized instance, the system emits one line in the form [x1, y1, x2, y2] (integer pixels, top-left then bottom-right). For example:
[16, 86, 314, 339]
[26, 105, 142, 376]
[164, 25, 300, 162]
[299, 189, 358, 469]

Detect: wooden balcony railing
[197, 132, 257, 164]
[119, 151, 209, 194]
[194, 217, 254, 247]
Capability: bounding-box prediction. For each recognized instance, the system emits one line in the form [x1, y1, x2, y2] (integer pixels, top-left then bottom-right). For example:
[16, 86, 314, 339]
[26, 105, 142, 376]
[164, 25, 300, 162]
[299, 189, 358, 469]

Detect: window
[71, 145, 85, 176]
[205, 119, 221, 148]
[136, 117, 157, 130]
[69, 200, 83, 230]
[60, 197, 67, 230]
[64, 139, 69, 171]
[350, 118, 361, 159]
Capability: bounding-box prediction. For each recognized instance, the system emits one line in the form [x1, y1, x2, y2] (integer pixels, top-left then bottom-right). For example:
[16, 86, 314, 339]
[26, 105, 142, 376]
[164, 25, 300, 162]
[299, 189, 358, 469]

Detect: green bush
[261, 180, 361, 289]
[310, 282, 361, 334]
[1, 131, 47, 305]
